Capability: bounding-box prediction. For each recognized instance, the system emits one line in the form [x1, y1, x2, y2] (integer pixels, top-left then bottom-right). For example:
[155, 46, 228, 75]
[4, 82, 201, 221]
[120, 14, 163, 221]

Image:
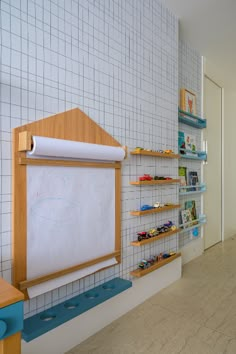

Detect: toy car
[169, 251, 176, 256]
[138, 260, 150, 269]
[139, 174, 153, 181]
[134, 147, 144, 152]
[164, 221, 174, 229]
[157, 225, 166, 233]
[153, 202, 161, 208]
[147, 256, 156, 265]
[164, 149, 174, 154]
[137, 231, 149, 242]
[148, 228, 159, 237]
[140, 204, 154, 211]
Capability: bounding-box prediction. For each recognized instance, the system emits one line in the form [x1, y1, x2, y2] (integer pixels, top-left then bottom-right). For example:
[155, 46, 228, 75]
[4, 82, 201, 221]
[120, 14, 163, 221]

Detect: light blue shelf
[22, 277, 132, 342]
[178, 108, 207, 129]
[179, 215, 206, 233]
[179, 183, 206, 196]
[179, 151, 207, 161]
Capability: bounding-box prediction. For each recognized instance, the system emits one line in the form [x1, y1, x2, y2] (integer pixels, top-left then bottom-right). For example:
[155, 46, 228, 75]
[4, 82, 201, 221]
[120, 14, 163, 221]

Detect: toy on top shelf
[140, 205, 154, 211]
[139, 174, 153, 181]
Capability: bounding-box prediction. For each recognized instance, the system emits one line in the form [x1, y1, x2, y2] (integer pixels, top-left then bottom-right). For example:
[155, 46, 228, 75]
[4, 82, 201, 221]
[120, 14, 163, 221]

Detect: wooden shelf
[130, 204, 180, 216]
[130, 150, 180, 159]
[130, 252, 181, 277]
[130, 228, 181, 246]
[130, 179, 180, 186]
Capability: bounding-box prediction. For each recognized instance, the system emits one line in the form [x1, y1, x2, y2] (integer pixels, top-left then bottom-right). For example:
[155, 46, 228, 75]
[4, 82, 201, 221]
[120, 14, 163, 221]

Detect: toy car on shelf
[134, 147, 144, 152]
[140, 204, 154, 211]
[139, 174, 153, 181]
[138, 256, 156, 269]
[164, 149, 174, 154]
[153, 202, 164, 208]
[137, 231, 149, 241]
[138, 260, 150, 269]
[148, 228, 159, 237]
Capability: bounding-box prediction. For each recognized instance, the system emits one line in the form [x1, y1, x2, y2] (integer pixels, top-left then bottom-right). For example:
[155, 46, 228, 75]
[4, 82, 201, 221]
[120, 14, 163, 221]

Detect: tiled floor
[67, 237, 236, 354]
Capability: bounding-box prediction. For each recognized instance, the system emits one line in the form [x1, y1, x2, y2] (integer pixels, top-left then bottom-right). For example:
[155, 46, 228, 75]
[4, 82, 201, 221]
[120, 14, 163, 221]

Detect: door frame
[202, 71, 224, 246]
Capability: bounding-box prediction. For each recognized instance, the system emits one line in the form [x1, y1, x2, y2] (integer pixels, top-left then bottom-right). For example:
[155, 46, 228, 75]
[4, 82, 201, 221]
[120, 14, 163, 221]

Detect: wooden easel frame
[12, 108, 124, 298]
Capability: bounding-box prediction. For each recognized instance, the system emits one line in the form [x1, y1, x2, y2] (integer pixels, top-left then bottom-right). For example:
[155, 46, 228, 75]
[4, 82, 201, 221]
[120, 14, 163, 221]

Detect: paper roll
[28, 136, 125, 161]
[27, 258, 118, 298]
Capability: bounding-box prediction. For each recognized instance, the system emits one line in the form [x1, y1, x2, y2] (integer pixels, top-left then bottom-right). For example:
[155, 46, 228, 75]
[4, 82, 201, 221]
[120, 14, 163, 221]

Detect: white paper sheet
[27, 165, 117, 298]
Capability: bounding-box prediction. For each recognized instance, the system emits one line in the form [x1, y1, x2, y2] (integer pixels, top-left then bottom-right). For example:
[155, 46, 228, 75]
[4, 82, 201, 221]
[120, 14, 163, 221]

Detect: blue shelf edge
[22, 277, 132, 342]
[179, 184, 206, 196]
[179, 215, 206, 234]
[179, 152, 207, 161]
[178, 116, 207, 129]
[178, 109, 207, 129]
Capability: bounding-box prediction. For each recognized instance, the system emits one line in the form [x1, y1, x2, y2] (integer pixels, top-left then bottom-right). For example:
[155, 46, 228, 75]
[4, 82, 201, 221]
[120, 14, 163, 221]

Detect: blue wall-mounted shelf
[179, 150, 207, 161]
[179, 183, 206, 196]
[22, 277, 132, 342]
[178, 108, 207, 129]
[179, 215, 207, 233]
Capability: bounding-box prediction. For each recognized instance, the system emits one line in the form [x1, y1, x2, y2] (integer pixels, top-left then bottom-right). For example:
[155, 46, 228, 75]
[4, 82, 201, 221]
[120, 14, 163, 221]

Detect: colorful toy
[137, 231, 149, 241]
[148, 228, 159, 237]
[139, 174, 153, 181]
[140, 205, 154, 211]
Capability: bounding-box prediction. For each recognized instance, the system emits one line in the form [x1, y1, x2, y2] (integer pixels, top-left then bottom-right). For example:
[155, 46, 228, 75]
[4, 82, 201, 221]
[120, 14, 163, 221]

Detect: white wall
[0, 0, 180, 323]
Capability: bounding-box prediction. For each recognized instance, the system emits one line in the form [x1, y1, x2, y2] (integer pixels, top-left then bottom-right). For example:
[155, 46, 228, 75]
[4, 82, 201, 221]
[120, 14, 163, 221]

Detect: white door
[203, 76, 222, 249]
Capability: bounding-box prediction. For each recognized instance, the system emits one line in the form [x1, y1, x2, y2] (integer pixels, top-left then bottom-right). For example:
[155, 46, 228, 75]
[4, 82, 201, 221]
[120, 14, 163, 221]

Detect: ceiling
[162, 0, 236, 90]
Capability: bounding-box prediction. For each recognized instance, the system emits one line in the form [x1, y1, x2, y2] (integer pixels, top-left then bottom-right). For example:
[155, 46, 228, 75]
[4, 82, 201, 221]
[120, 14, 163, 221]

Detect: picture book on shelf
[185, 134, 197, 155]
[185, 200, 197, 224]
[178, 131, 186, 155]
[179, 166, 187, 189]
[188, 171, 199, 191]
[181, 209, 192, 228]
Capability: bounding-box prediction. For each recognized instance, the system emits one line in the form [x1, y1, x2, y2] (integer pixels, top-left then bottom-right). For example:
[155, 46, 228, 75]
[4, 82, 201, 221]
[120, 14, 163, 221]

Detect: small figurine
[157, 253, 163, 261]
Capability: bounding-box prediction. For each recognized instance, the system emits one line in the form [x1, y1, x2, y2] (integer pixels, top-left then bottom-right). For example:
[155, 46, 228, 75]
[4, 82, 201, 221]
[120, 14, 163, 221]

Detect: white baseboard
[22, 257, 182, 354]
[181, 238, 204, 265]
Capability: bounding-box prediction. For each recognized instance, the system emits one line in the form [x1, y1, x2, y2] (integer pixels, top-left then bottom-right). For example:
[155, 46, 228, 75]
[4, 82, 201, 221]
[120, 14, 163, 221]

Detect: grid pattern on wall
[178, 39, 203, 248]
[0, 0, 178, 317]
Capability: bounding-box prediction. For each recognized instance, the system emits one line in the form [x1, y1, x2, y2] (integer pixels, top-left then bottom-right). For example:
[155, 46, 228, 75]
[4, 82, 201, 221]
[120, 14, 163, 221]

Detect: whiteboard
[27, 165, 116, 282]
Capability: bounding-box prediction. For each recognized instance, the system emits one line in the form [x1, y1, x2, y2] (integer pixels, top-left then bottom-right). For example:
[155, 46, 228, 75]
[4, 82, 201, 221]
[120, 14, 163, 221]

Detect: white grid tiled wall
[178, 39, 203, 248]
[0, 0, 179, 318]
